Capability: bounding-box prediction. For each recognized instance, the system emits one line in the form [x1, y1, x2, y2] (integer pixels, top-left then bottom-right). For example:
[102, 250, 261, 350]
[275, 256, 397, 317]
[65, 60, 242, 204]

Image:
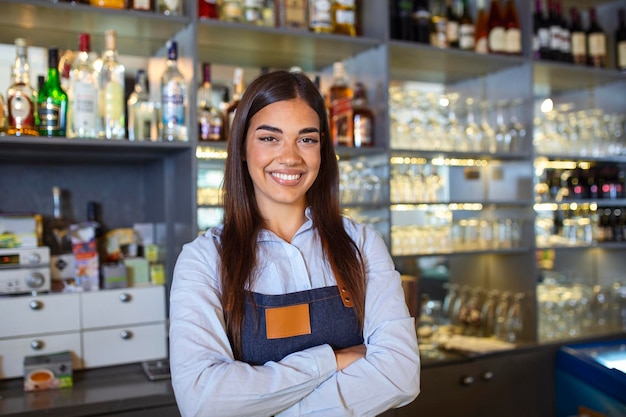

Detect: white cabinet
[0, 286, 167, 379]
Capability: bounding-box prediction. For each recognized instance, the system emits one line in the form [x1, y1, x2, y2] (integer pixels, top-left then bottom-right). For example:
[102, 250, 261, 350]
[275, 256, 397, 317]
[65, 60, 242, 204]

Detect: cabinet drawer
[82, 323, 167, 368]
[0, 332, 82, 379]
[81, 286, 166, 329]
[0, 293, 80, 338]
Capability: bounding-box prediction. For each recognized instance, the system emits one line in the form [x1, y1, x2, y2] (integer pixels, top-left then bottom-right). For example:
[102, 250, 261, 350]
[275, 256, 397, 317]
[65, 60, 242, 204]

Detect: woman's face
[244, 98, 321, 215]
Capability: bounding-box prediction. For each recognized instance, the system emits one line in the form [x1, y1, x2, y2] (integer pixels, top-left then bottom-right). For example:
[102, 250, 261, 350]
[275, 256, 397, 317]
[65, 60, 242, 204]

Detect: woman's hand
[334, 344, 366, 371]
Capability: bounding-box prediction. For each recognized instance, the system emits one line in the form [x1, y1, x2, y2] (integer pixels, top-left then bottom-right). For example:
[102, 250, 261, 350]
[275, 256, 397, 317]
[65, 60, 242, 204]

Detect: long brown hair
[220, 70, 366, 359]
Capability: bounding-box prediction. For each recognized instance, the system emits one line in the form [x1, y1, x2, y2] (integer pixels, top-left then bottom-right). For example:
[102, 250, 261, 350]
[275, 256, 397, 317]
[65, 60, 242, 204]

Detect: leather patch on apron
[265, 303, 312, 339]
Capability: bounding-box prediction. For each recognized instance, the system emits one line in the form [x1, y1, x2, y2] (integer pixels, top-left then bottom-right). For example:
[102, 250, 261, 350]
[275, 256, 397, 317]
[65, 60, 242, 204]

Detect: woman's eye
[259, 136, 277, 142]
[301, 137, 319, 144]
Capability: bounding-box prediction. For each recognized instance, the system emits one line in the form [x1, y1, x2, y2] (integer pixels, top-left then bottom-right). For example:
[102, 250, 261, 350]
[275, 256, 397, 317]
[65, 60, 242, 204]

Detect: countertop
[0, 363, 178, 416]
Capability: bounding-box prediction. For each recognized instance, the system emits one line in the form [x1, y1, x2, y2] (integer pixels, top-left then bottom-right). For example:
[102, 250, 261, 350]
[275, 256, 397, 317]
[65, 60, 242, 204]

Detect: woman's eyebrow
[255, 124, 320, 134]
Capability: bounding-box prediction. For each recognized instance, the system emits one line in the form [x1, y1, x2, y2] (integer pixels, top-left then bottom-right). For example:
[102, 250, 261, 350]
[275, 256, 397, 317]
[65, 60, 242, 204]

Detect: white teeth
[272, 173, 301, 181]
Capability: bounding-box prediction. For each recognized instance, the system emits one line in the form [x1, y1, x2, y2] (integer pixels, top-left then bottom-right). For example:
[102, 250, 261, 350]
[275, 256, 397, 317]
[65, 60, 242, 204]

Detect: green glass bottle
[38, 47, 68, 137]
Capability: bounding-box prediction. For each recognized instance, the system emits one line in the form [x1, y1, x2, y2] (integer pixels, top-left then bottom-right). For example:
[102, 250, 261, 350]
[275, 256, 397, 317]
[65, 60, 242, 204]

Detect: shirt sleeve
[276, 223, 421, 417]
[169, 235, 339, 417]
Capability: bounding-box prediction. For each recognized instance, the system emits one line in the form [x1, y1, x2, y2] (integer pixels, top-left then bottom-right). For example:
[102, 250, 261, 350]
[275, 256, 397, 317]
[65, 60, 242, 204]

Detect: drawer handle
[30, 340, 44, 350]
[482, 371, 494, 381]
[120, 330, 133, 340]
[119, 293, 132, 303]
[460, 375, 474, 386]
[29, 300, 43, 310]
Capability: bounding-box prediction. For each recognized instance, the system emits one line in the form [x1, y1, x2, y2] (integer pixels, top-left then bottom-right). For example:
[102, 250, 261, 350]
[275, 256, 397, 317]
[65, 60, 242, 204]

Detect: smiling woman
[169, 70, 420, 417]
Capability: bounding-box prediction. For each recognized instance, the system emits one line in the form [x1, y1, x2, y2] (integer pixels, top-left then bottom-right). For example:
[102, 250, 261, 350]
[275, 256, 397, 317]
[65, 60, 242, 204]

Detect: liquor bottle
[352, 82, 373, 147]
[533, 0, 549, 60]
[458, 0, 474, 51]
[58, 49, 75, 94]
[474, 0, 489, 53]
[158, 0, 182, 15]
[503, 0, 521, 55]
[587, 7, 607, 68]
[244, 0, 264, 25]
[557, 0, 571, 62]
[86, 201, 105, 261]
[199, 0, 219, 19]
[412, 0, 431, 44]
[225, 67, 244, 137]
[38, 47, 68, 137]
[161, 40, 188, 141]
[328, 61, 353, 146]
[45, 186, 76, 283]
[547, 0, 562, 61]
[220, 0, 244, 22]
[309, 0, 333, 33]
[0, 93, 6, 135]
[486, 0, 505, 54]
[198, 63, 224, 141]
[97, 29, 126, 139]
[430, 0, 448, 48]
[7, 38, 39, 137]
[261, 0, 275, 27]
[68, 33, 99, 139]
[331, 0, 357, 36]
[446, 0, 460, 48]
[616, 8, 626, 72]
[127, 69, 158, 141]
[90, 0, 126, 7]
[129, 0, 154, 10]
[570, 7, 586, 66]
[277, 0, 308, 29]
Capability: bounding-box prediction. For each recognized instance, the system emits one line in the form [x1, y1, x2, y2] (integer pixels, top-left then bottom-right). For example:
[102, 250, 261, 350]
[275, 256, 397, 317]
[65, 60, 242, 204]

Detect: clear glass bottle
[69, 33, 99, 139]
[161, 40, 188, 141]
[219, 0, 244, 22]
[331, 0, 357, 36]
[198, 63, 224, 142]
[97, 29, 126, 139]
[7, 38, 39, 137]
[128, 69, 159, 141]
[225, 67, 244, 137]
[328, 61, 353, 146]
[243, 0, 264, 24]
[158, 0, 182, 15]
[309, 0, 333, 33]
[38, 47, 68, 137]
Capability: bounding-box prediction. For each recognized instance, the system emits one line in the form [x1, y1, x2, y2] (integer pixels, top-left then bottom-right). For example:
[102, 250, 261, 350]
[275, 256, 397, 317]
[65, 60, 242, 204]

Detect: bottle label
[310, 0, 332, 29]
[285, 0, 307, 28]
[488, 26, 505, 53]
[560, 28, 571, 53]
[8, 93, 36, 129]
[103, 81, 124, 121]
[336, 0, 354, 5]
[38, 101, 63, 131]
[335, 9, 355, 25]
[619, 41, 626, 69]
[588, 33, 606, 56]
[162, 83, 185, 126]
[504, 28, 521, 54]
[353, 114, 372, 147]
[73, 81, 98, 131]
[431, 17, 448, 48]
[331, 96, 352, 146]
[549, 25, 561, 51]
[571, 32, 586, 56]
[133, 0, 151, 9]
[459, 24, 475, 50]
[447, 21, 459, 44]
[538, 28, 549, 48]
[222, 1, 243, 19]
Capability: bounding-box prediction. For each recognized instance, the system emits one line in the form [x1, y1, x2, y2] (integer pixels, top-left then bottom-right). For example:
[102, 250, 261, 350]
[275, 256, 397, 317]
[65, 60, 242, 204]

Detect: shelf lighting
[391, 203, 484, 211]
[534, 202, 598, 211]
[196, 146, 228, 160]
[390, 156, 488, 167]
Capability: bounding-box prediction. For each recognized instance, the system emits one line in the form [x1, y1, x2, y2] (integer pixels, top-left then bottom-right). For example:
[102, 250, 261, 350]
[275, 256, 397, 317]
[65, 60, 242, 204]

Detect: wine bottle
[616, 8, 626, 72]
[161, 40, 188, 141]
[68, 33, 98, 139]
[127, 69, 158, 141]
[556, 0, 571, 62]
[7, 38, 39, 136]
[533, 0, 549, 60]
[547, 0, 562, 61]
[487, 0, 505, 54]
[503, 0, 521, 55]
[570, 7, 586, 66]
[458, 0, 475, 51]
[446, 0, 460, 48]
[430, 0, 448, 49]
[474, 0, 489, 54]
[97, 29, 126, 139]
[412, 0, 431, 44]
[198, 63, 224, 141]
[38, 47, 68, 137]
[587, 7, 607, 68]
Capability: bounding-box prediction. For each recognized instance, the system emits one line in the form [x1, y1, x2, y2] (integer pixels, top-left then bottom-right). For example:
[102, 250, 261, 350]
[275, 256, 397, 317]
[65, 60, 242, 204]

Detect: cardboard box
[23, 351, 73, 392]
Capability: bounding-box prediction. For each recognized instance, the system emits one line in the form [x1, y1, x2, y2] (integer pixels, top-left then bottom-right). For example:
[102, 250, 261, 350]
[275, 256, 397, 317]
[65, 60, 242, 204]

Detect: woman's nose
[278, 143, 302, 165]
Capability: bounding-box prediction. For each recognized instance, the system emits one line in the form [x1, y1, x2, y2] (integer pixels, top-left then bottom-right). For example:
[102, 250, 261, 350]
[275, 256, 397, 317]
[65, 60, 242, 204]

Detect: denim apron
[240, 286, 364, 365]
